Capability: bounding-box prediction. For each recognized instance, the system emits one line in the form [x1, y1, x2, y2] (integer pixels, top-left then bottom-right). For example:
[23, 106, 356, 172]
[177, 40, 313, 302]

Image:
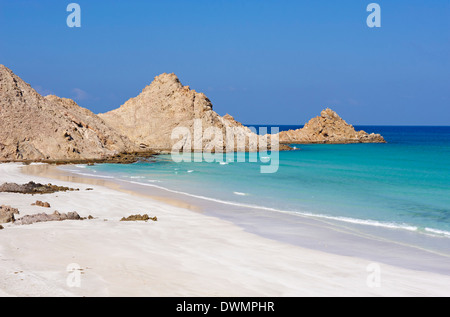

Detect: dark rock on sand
[120, 214, 157, 222]
[15, 211, 82, 225]
[67, 211, 81, 220]
[0, 205, 20, 223]
[0, 182, 79, 194]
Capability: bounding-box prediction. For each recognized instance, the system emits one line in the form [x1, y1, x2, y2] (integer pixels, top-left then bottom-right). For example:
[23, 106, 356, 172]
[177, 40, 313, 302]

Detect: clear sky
[0, 0, 449, 125]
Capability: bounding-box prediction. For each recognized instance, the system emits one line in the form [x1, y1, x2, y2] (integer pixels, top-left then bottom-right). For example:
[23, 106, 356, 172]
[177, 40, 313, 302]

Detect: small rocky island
[278, 108, 385, 144]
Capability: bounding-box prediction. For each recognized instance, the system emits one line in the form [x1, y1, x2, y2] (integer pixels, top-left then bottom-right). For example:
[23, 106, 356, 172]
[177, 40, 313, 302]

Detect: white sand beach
[0, 163, 449, 297]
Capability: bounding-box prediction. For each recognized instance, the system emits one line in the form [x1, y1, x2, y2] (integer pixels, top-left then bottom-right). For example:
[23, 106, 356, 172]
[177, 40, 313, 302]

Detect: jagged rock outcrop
[0, 181, 78, 194]
[15, 211, 82, 225]
[0, 65, 385, 161]
[278, 108, 386, 144]
[99, 73, 271, 152]
[0, 65, 137, 161]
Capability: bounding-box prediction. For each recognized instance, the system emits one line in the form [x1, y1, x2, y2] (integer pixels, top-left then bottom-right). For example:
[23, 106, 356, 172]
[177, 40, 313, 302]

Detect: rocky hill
[0, 65, 385, 162]
[0, 65, 137, 162]
[99, 73, 265, 152]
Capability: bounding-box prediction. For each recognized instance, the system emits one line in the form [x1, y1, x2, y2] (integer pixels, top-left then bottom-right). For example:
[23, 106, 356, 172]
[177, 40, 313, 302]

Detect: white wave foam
[127, 180, 161, 187]
[306, 214, 418, 232]
[424, 228, 450, 237]
[62, 169, 80, 173]
[77, 172, 115, 179]
[59, 166, 449, 239]
[233, 192, 249, 196]
[114, 178, 426, 234]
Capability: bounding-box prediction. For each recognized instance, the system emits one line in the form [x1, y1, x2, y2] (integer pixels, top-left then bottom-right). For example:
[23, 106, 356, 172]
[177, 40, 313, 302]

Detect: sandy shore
[0, 163, 449, 297]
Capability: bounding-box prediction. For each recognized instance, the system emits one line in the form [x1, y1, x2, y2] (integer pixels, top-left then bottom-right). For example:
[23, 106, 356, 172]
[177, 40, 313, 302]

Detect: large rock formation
[0, 65, 137, 161]
[99, 73, 268, 152]
[0, 65, 385, 162]
[100, 75, 385, 151]
[278, 108, 386, 144]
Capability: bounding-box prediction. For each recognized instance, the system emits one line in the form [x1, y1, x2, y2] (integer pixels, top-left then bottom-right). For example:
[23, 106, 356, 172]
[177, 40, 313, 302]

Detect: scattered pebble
[31, 201, 51, 208]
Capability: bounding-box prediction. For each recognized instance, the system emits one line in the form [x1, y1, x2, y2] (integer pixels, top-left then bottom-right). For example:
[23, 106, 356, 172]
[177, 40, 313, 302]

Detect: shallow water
[61, 126, 450, 274]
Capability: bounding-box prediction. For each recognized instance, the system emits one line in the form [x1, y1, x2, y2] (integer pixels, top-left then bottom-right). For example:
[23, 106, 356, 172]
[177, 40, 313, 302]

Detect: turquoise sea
[63, 126, 450, 273]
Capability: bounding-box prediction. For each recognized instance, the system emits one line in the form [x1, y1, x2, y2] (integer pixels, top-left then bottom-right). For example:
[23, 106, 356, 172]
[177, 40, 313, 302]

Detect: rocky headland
[0, 65, 139, 162]
[0, 65, 385, 162]
[278, 108, 385, 144]
[99, 73, 271, 153]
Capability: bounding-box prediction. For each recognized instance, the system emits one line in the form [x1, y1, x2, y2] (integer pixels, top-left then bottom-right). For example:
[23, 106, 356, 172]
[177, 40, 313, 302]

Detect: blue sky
[0, 0, 449, 125]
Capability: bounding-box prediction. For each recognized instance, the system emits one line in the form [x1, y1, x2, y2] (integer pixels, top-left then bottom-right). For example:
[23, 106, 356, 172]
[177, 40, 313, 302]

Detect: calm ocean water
[67, 126, 450, 238]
